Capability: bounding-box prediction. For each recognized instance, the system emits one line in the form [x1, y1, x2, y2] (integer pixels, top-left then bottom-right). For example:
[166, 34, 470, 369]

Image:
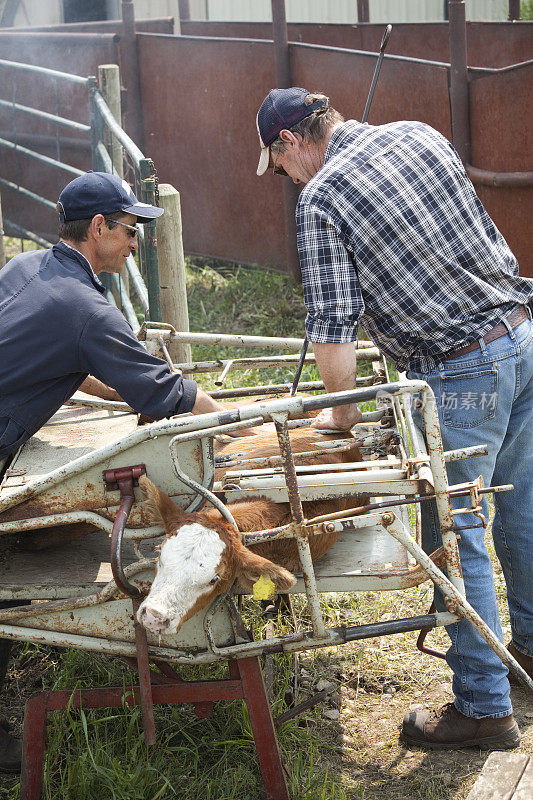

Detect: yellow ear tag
[253, 575, 276, 601]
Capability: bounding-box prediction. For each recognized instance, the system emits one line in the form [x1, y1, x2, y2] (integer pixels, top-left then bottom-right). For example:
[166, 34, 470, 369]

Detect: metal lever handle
[104, 464, 146, 597]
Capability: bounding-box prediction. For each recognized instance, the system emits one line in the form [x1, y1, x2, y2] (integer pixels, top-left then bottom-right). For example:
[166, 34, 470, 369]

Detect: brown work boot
[507, 641, 533, 684]
[0, 720, 22, 773]
[401, 702, 520, 750]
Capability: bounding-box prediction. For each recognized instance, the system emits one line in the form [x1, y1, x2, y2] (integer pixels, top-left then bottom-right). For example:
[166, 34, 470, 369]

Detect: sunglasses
[272, 151, 288, 177]
[107, 219, 139, 238]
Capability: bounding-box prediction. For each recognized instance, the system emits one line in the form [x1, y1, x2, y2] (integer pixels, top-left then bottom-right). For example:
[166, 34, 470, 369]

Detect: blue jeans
[407, 312, 533, 718]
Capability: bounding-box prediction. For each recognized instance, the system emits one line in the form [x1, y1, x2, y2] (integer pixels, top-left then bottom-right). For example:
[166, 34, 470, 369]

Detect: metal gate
[0, 58, 162, 326]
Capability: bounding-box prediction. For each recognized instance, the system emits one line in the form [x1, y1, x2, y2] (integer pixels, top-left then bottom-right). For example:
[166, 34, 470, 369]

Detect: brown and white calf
[137, 426, 366, 635]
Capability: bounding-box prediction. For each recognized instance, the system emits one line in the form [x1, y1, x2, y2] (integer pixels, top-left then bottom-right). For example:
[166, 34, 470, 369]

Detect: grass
[1, 240, 529, 800]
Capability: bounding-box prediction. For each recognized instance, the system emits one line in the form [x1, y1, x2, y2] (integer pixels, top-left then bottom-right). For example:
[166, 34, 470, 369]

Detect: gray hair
[270, 93, 344, 156]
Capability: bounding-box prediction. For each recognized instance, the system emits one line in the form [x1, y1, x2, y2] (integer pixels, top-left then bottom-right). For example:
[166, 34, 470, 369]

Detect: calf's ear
[138, 475, 185, 530]
[234, 545, 296, 592]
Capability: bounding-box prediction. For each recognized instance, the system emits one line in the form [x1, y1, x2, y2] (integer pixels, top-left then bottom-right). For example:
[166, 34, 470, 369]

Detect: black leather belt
[442, 305, 529, 361]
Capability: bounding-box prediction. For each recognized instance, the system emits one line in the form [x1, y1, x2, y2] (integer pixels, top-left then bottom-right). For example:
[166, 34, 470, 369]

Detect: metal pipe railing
[111, 273, 141, 333]
[1, 59, 157, 325]
[0, 58, 90, 85]
[125, 255, 149, 314]
[91, 89, 144, 162]
[0, 98, 91, 132]
[0, 177, 56, 211]
[0, 137, 84, 177]
[3, 218, 53, 249]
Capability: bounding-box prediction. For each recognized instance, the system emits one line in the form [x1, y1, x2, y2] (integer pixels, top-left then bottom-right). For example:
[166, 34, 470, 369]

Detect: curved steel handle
[104, 464, 146, 598]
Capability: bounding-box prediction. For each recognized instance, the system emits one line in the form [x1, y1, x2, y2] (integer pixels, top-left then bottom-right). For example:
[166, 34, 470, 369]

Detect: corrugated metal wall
[7, 0, 62, 26]
[4, 1, 511, 28]
[133, 0, 180, 20]
[205, 0, 508, 23]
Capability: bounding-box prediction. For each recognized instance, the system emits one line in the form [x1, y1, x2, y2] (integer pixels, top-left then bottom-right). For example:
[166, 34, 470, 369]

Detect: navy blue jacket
[0, 242, 197, 457]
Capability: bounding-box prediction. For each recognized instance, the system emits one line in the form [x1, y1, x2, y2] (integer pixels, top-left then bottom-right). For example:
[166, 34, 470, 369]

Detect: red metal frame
[20, 655, 289, 800]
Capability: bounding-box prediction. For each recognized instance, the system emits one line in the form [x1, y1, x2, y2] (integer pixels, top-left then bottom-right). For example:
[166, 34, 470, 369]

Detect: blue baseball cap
[57, 171, 164, 224]
[256, 87, 328, 176]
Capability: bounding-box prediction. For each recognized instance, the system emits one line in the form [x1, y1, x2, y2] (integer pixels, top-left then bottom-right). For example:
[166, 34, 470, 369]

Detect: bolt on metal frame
[0, 57, 160, 325]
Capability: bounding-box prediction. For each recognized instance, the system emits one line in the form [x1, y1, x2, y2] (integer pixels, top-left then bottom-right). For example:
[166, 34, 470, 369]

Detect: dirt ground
[325, 652, 533, 799]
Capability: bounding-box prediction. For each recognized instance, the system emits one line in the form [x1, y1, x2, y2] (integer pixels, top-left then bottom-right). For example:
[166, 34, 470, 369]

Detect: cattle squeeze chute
[0, 327, 531, 800]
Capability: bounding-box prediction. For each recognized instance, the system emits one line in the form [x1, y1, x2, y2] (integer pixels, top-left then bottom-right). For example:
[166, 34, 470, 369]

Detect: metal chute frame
[0, 328, 530, 691]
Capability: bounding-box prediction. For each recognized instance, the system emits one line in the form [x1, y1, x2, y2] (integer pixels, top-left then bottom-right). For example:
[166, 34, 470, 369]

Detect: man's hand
[312, 403, 363, 431]
[192, 388, 261, 437]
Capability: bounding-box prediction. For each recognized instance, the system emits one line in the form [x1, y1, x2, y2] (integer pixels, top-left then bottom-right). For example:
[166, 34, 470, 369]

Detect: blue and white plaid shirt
[297, 120, 533, 372]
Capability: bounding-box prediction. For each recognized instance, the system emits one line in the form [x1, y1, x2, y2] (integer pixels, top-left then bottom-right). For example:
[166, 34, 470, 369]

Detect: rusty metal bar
[361, 24, 392, 123]
[216, 442, 354, 471]
[466, 164, 533, 187]
[105, 465, 147, 597]
[357, 0, 370, 23]
[0, 137, 84, 177]
[120, 0, 145, 149]
[132, 597, 156, 746]
[0, 558, 157, 619]
[178, 0, 191, 21]
[178, 349, 379, 373]
[448, 0, 471, 163]
[144, 326, 308, 350]
[382, 513, 533, 692]
[508, 0, 521, 20]
[0, 57, 91, 85]
[143, 326, 374, 351]
[272, 412, 328, 639]
[420, 384, 465, 594]
[271, 0, 301, 280]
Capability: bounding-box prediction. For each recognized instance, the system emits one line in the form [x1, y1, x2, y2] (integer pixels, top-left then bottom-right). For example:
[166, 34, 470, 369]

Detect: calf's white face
[137, 522, 225, 635]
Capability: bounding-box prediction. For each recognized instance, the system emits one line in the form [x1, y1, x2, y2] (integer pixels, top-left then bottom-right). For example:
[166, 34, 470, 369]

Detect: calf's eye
[209, 575, 220, 586]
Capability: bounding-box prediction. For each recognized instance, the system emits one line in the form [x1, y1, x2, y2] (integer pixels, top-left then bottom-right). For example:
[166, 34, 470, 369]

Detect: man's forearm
[311, 341, 361, 429]
[79, 375, 123, 402]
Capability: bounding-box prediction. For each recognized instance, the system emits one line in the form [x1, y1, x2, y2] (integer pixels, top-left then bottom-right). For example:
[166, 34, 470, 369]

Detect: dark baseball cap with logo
[256, 87, 328, 176]
[56, 171, 164, 224]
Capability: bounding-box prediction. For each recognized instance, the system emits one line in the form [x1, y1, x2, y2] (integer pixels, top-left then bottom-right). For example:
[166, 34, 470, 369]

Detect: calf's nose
[138, 604, 171, 634]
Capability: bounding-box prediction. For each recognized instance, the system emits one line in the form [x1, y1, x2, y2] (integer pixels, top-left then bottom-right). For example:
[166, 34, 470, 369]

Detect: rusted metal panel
[137, 33, 285, 269]
[180, 20, 533, 68]
[291, 42, 452, 133]
[0, 21, 530, 271]
[137, 35, 451, 272]
[469, 61, 533, 277]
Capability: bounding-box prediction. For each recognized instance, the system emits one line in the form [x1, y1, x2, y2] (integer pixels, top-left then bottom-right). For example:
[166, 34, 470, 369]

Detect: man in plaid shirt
[256, 87, 533, 750]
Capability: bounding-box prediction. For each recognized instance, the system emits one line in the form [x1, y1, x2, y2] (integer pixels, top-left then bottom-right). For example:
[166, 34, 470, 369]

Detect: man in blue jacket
[0, 171, 250, 771]
[0, 171, 234, 460]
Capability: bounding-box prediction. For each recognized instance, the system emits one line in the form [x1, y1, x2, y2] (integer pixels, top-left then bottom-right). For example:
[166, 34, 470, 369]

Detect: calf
[137, 426, 366, 635]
